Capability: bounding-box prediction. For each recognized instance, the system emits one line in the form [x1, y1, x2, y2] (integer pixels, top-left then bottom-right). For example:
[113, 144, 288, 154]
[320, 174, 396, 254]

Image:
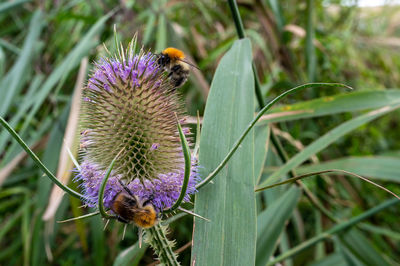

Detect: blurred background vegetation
[1, 0, 400, 265]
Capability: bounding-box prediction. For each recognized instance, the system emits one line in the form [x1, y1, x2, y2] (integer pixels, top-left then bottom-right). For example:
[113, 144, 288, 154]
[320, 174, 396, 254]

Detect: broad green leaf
[113, 243, 148, 266]
[295, 156, 400, 183]
[259, 90, 400, 124]
[256, 186, 300, 266]
[192, 39, 256, 266]
[257, 104, 400, 188]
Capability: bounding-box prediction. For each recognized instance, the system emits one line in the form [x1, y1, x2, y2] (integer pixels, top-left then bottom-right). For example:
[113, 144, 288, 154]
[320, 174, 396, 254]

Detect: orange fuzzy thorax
[162, 47, 185, 60]
[133, 205, 158, 228]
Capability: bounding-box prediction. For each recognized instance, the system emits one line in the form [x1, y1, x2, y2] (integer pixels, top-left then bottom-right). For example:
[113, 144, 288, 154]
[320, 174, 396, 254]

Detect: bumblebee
[111, 180, 158, 228]
[156, 47, 197, 88]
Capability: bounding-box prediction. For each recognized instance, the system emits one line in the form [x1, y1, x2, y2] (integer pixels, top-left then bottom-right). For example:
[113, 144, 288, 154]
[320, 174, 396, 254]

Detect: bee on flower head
[156, 47, 198, 89]
[111, 179, 158, 228]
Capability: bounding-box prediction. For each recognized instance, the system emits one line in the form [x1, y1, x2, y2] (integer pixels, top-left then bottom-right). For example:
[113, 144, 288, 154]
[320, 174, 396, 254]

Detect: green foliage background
[0, 0, 399, 265]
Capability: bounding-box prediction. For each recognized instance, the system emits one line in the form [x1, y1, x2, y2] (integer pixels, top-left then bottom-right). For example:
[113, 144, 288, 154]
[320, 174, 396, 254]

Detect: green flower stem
[195, 83, 349, 190]
[98, 149, 124, 219]
[252, 64, 265, 108]
[164, 116, 191, 213]
[0, 116, 85, 199]
[266, 198, 400, 266]
[147, 224, 179, 266]
[227, 0, 245, 38]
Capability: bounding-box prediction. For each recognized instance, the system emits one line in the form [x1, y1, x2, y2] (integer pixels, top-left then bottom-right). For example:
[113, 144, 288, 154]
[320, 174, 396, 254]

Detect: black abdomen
[169, 64, 189, 88]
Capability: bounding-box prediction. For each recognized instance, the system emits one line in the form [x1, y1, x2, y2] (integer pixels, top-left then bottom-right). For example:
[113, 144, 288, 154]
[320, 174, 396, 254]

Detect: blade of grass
[266, 198, 400, 265]
[257, 104, 400, 189]
[0, 116, 85, 199]
[256, 187, 300, 266]
[339, 229, 390, 266]
[0, 238, 22, 261]
[0, 10, 43, 117]
[42, 57, 86, 221]
[306, 0, 316, 81]
[155, 13, 166, 52]
[255, 169, 400, 200]
[0, 201, 32, 243]
[31, 110, 68, 266]
[0, 0, 31, 14]
[254, 126, 270, 184]
[113, 242, 149, 266]
[0, 11, 113, 163]
[295, 156, 400, 183]
[142, 13, 156, 45]
[197, 82, 351, 189]
[258, 90, 400, 124]
[22, 194, 31, 266]
[0, 74, 43, 155]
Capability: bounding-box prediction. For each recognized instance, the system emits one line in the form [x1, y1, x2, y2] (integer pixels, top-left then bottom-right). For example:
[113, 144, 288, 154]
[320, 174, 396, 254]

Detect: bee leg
[174, 77, 187, 88]
[142, 194, 155, 207]
[117, 215, 129, 224]
[171, 64, 182, 72]
[117, 178, 135, 198]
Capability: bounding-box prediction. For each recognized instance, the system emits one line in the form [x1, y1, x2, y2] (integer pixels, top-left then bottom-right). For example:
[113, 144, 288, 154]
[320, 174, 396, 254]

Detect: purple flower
[74, 159, 200, 212]
[75, 45, 200, 213]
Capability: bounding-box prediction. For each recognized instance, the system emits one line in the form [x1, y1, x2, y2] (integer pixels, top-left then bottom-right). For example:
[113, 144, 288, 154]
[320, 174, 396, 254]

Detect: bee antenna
[117, 178, 135, 197]
[178, 59, 200, 70]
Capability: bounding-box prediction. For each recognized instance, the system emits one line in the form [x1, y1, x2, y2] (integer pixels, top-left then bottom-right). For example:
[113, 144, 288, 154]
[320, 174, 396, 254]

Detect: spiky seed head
[81, 50, 185, 183]
[75, 41, 200, 211]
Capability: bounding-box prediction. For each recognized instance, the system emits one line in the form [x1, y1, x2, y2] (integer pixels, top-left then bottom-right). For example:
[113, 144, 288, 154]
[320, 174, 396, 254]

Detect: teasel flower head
[75, 41, 200, 212]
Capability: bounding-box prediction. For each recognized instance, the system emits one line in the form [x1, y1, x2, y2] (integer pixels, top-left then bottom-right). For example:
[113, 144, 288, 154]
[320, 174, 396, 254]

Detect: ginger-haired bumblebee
[111, 180, 158, 228]
[156, 47, 198, 88]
